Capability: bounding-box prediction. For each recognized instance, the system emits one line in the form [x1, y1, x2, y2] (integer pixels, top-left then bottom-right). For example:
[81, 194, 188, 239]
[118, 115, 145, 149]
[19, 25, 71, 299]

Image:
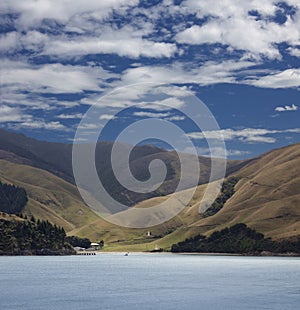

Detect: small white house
[90, 242, 100, 250]
[91, 242, 99, 247]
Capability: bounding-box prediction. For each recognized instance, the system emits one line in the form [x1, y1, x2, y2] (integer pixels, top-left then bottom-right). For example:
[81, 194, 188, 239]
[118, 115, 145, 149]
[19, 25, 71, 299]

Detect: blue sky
[0, 0, 299, 159]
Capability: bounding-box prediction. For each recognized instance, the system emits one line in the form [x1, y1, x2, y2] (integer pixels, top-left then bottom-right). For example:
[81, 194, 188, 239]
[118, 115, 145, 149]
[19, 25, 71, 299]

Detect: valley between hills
[0, 129, 299, 252]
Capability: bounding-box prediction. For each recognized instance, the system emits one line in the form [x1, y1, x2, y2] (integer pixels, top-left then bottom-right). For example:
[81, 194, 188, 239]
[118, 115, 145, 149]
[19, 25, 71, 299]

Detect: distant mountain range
[0, 129, 244, 206]
[0, 129, 299, 251]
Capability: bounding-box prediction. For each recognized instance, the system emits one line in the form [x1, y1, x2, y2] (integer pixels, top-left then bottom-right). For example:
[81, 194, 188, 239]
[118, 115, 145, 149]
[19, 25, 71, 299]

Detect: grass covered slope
[169, 143, 300, 244]
[109, 143, 300, 251]
[220, 142, 300, 240]
[0, 128, 299, 251]
[0, 159, 100, 232]
[0, 129, 245, 207]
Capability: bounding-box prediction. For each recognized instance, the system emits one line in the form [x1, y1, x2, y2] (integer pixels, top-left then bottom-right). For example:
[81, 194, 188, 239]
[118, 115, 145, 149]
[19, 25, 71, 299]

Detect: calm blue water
[0, 253, 299, 310]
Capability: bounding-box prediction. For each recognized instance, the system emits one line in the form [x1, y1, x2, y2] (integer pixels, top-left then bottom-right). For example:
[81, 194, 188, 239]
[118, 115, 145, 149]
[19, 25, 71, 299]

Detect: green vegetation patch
[0, 216, 75, 255]
[203, 177, 239, 217]
[171, 223, 300, 254]
[0, 181, 28, 214]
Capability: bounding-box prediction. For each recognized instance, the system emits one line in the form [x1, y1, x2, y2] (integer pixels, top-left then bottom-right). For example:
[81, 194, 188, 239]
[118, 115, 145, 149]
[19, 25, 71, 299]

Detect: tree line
[171, 223, 300, 255]
[0, 181, 28, 214]
[0, 216, 75, 255]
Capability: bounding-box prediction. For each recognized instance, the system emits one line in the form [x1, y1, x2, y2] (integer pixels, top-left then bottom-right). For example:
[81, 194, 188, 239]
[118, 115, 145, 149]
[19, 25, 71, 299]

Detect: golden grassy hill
[0, 142, 299, 251]
[152, 143, 300, 250]
[0, 159, 101, 232]
[0, 159, 172, 244]
[105, 143, 300, 251]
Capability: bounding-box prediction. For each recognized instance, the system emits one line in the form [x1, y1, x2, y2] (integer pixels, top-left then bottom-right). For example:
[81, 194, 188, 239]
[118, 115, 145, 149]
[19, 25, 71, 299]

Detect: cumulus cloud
[0, 60, 110, 94]
[43, 35, 177, 59]
[0, 32, 19, 52]
[0, 105, 31, 123]
[121, 60, 256, 86]
[1, 0, 300, 137]
[287, 47, 300, 57]
[275, 104, 298, 112]
[0, 59, 116, 124]
[187, 128, 300, 144]
[0, 3, 177, 59]
[0, 0, 138, 29]
[245, 68, 300, 88]
[177, 0, 300, 59]
[0, 104, 67, 133]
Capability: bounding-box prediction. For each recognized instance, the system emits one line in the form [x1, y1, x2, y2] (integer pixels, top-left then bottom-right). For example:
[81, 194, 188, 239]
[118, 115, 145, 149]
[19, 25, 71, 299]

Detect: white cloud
[17, 120, 66, 130]
[287, 47, 300, 57]
[133, 111, 171, 118]
[183, 146, 250, 158]
[1, 60, 107, 94]
[2, 0, 300, 139]
[44, 35, 177, 59]
[57, 113, 84, 119]
[246, 68, 300, 88]
[2, 0, 300, 63]
[0, 59, 116, 125]
[121, 60, 256, 86]
[0, 100, 68, 130]
[275, 104, 298, 112]
[226, 149, 251, 157]
[187, 128, 300, 144]
[0, 0, 138, 29]
[99, 114, 116, 120]
[80, 85, 188, 111]
[165, 115, 185, 121]
[142, 97, 186, 111]
[152, 85, 195, 97]
[177, 0, 300, 59]
[77, 123, 101, 130]
[0, 32, 19, 52]
[0, 4, 177, 59]
[0, 105, 31, 123]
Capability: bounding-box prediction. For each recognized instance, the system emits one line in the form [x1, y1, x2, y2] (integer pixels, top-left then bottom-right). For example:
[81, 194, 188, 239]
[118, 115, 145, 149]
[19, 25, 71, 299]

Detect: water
[0, 253, 299, 310]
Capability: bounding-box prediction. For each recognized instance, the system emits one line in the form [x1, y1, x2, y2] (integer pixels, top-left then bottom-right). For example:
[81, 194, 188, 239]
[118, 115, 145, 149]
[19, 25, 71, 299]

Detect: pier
[76, 252, 97, 255]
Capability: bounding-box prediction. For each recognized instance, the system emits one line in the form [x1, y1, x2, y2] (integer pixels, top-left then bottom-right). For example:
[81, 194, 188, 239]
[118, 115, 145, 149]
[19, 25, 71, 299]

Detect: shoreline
[1, 250, 300, 257]
[84, 250, 300, 257]
[1, 253, 299, 257]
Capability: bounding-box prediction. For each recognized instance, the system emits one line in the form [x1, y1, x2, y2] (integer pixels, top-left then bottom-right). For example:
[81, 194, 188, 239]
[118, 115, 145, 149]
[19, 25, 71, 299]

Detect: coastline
[85, 250, 300, 257]
[1, 249, 299, 257]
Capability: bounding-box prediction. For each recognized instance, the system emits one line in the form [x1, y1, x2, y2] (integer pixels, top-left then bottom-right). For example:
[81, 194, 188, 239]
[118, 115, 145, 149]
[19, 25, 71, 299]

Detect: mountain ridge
[0, 128, 245, 206]
[0, 128, 299, 250]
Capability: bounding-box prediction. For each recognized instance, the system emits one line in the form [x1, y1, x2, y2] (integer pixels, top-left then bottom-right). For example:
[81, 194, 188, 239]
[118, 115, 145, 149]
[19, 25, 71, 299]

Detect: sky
[0, 0, 300, 159]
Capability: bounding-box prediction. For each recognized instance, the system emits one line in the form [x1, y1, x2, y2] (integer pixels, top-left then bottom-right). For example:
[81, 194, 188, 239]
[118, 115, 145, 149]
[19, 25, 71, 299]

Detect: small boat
[124, 252, 129, 256]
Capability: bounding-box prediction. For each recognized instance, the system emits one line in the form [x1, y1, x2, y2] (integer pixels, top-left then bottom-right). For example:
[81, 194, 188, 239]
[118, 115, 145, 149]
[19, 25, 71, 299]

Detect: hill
[0, 129, 243, 206]
[0, 159, 160, 243]
[100, 143, 300, 251]
[142, 143, 300, 251]
[0, 128, 299, 251]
